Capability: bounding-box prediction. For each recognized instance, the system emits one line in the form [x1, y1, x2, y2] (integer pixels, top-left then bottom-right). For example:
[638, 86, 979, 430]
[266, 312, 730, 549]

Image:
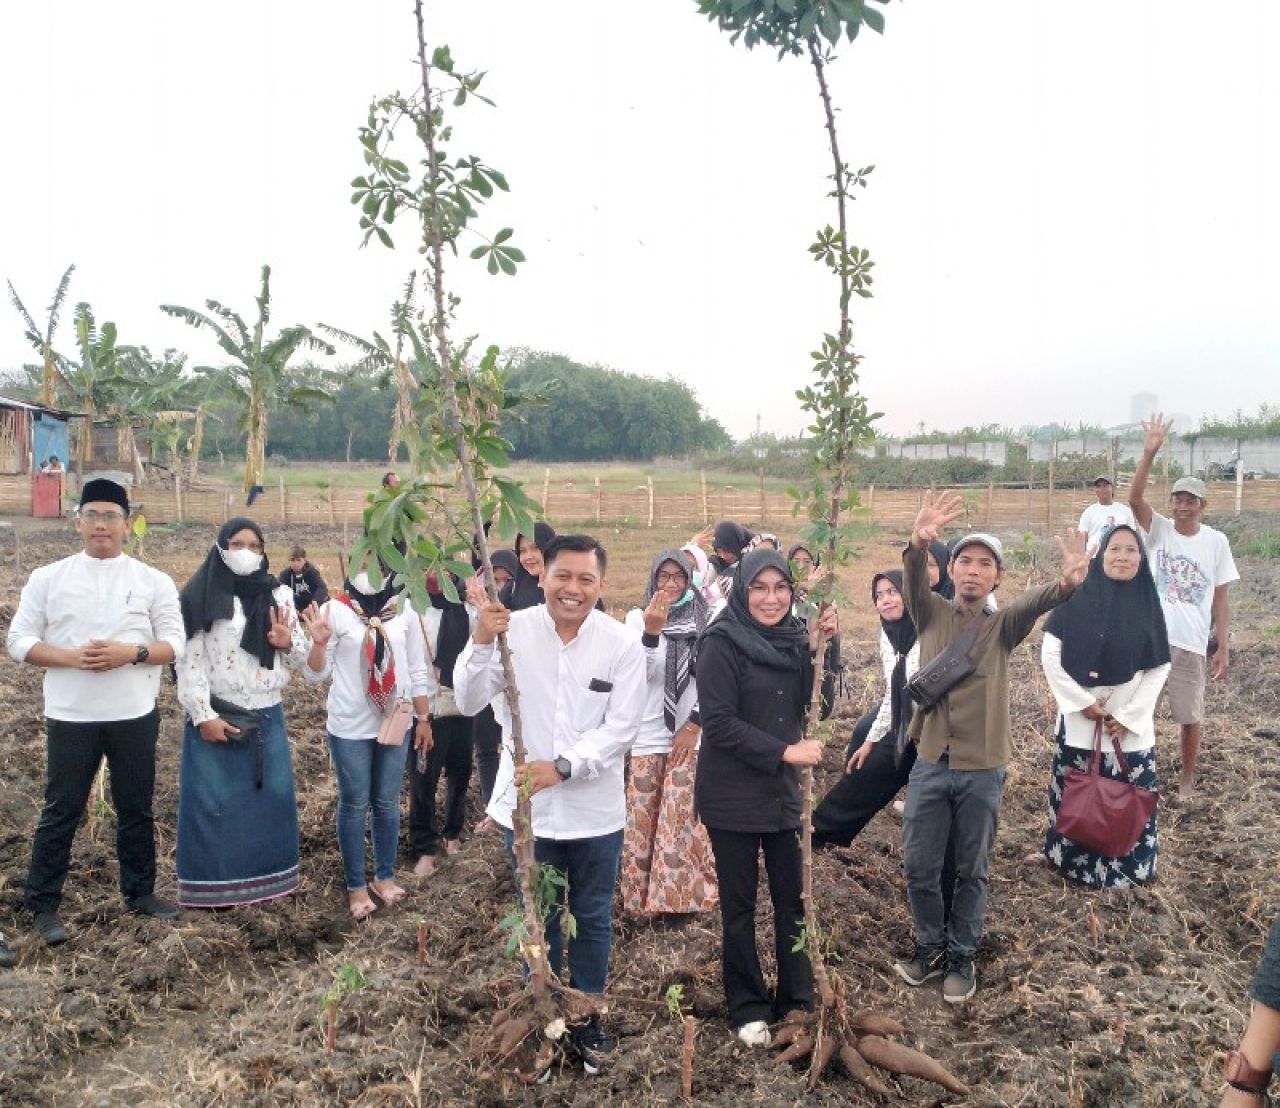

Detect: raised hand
[267, 605, 294, 650]
[298, 603, 332, 646]
[642, 590, 670, 636]
[911, 490, 966, 547]
[1054, 529, 1090, 593]
[688, 525, 714, 550]
[465, 574, 489, 609]
[474, 600, 511, 646]
[1141, 412, 1174, 456]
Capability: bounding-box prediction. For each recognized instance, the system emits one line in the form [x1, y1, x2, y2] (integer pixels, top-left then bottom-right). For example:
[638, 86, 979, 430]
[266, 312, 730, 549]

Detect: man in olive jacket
[895, 492, 1088, 1004]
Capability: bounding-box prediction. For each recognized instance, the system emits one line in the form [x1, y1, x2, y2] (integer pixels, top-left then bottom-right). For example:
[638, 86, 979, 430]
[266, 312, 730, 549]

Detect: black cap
[79, 478, 129, 514]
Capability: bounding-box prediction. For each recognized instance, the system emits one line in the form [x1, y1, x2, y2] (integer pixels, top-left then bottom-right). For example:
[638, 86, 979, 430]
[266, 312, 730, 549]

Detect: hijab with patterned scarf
[336, 562, 403, 713]
[644, 548, 711, 733]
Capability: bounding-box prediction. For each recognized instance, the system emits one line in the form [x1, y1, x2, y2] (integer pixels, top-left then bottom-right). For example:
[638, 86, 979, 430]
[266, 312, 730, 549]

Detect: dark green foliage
[502, 351, 732, 461]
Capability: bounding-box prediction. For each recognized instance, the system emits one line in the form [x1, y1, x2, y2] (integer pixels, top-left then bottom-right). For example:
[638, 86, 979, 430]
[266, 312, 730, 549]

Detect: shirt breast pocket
[572, 689, 610, 733]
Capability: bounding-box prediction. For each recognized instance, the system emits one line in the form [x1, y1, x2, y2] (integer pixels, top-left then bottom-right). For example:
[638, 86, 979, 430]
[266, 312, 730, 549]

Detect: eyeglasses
[747, 582, 793, 599]
[228, 539, 265, 553]
[874, 586, 901, 602]
[78, 509, 126, 524]
[655, 571, 688, 586]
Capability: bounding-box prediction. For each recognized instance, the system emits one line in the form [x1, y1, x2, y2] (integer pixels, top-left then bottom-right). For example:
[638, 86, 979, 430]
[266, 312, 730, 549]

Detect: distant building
[1130, 393, 1158, 424]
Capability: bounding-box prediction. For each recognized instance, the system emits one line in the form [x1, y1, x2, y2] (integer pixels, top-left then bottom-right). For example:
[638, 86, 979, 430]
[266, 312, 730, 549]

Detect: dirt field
[1, 515, 1278, 1106]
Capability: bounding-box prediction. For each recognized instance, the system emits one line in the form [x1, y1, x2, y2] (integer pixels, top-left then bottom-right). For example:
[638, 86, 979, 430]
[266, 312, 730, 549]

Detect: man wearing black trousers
[7, 478, 187, 946]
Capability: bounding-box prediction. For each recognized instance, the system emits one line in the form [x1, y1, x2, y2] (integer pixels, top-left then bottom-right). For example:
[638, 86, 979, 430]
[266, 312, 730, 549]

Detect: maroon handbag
[1055, 720, 1158, 858]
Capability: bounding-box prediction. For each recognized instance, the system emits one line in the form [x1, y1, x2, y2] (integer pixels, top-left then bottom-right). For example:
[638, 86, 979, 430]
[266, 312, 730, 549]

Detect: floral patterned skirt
[1043, 730, 1159, 889]
[621, 752, 719, 916]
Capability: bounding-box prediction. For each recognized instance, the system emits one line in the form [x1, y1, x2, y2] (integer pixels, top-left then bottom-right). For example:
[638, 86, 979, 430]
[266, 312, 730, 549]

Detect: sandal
[349, 893, 378, 921]
[371, 880, 407, 906]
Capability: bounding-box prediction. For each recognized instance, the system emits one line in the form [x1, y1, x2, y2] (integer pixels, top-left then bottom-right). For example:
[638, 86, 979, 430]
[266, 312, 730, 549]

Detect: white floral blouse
[176, 586, 310, 725]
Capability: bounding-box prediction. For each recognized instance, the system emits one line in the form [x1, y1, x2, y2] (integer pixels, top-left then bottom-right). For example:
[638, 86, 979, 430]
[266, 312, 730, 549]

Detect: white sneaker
[736, 1020, 771, 1048]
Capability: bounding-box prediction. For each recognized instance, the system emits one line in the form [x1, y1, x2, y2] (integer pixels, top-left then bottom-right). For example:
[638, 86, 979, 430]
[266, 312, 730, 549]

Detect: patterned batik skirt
[1043, 728, 1159, 890]
[177, 703, 301, 908]
[621, 751, 719, 916]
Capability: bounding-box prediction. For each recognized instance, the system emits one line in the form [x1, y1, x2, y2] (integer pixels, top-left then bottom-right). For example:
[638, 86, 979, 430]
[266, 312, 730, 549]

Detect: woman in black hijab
[695, 549, 822, 1048]
[1037, 524, 1170, 887]
[499, 521, 556, 611]
[175, 518, 308, 909]
[927, 541, 954, 599]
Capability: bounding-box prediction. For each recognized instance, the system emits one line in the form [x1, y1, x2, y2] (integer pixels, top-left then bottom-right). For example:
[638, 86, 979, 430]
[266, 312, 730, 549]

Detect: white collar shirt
[453, 605, 645, 840]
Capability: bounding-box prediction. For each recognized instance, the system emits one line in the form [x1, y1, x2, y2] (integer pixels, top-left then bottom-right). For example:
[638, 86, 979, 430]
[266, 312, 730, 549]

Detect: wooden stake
[758, 467, 766, 525]
[867, 483, 875, 510]
[174, 467, 184, 523]
[647, 476, 654, 528]
[541, 466, 550, 516]
[985, 478, 994, 527]
[594, 475, 601, 523]
[681, 1016, 696, 1099]
[700, 469, 708, 523]
[1236, 460, 1245, 515]
[1046, 440, 1056, 534]
[279, 476, 287, 523]
[327, 481, 336, 527]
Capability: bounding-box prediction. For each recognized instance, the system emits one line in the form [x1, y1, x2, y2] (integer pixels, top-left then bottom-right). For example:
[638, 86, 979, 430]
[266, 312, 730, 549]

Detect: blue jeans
[327, 734, 407, 891]
[503, 827, 623, 995]
[902, 754, 1006, 963]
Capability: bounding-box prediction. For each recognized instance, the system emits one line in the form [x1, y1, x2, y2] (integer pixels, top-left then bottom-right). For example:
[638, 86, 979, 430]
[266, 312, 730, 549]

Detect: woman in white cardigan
[1037, 524, 1171, 888]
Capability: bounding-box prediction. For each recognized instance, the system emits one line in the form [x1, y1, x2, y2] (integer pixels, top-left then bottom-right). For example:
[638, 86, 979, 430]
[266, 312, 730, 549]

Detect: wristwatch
[553, 756, 572, 781]
[133, 644, 150, 666]
[1224, 1050, 1273, 1098]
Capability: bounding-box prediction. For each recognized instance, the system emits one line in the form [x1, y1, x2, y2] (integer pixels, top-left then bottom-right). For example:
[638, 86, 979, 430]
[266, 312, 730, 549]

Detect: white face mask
[219, 546, 263, 576]
[349, 571, 375, 596]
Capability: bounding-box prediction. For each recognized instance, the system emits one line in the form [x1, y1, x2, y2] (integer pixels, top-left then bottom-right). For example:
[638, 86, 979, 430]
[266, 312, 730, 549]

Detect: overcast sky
[2, 1, 1276, 440]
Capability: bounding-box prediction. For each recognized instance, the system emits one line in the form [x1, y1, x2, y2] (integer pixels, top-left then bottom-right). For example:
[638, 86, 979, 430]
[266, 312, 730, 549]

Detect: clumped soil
[1, 520, 1278, 1106]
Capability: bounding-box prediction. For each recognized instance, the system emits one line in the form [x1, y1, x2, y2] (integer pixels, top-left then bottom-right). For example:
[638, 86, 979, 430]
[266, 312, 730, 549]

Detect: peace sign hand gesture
[911, 491, 965, 548]
[267, 605, 295, 650]
[298, 602, 332, 646]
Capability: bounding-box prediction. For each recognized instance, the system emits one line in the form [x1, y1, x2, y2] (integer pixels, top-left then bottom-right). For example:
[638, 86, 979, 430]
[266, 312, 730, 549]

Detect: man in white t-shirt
[1077, 475, 1135, 555]
[1130, 416, 1239, 795]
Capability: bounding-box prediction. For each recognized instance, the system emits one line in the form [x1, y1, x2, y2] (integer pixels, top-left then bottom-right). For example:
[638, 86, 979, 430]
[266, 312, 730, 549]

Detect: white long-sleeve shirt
[7, 552, 186, 723]
[400, 601, 478, 716]
[1040, 632, 1171, 752]
[454, 605, 645, 839]
[302, 599, 431, 739]
[622, 601, 724, 756]
[175, 586, 309, 725]
[864, 632, 920, 746]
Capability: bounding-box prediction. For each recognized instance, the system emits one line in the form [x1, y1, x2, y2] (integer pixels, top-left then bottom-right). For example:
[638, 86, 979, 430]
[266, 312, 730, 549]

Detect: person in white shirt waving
[454, 534, 645, 1076]
[7, 478, 187, 946]
[1077, 475, 1135, 556]
[1130, 415, 1240, 795]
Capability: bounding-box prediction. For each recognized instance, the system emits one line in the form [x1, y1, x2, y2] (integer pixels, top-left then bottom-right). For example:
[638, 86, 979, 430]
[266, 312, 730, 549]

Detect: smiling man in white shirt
[454, 533, 644, 1074]
[7, 478, 186, 947]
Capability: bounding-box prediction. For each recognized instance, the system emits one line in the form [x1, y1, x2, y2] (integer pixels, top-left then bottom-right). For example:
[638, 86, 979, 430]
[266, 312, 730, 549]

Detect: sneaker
[893, 946, 947, 987]
[34, 911, 69, 946]
[942, 959, 977, 1004]
[0, 932, 14, 968]
[569, 1014, 615, 1076]
[736, 1020, 772, 1048]
[126, 894, 179, 921]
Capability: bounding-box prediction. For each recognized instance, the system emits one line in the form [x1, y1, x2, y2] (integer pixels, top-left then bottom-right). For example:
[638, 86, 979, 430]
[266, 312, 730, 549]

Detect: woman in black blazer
[695, 548, 824, 1048]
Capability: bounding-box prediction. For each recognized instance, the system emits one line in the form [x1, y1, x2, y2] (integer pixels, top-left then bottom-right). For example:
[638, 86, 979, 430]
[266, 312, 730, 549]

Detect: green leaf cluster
[695, 0, 889, 56]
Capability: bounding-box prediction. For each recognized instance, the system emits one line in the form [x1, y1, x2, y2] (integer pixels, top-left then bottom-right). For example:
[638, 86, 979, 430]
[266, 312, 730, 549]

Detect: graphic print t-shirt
[1140, 513, 1239, 654]
[1078, 501, 1136, 553]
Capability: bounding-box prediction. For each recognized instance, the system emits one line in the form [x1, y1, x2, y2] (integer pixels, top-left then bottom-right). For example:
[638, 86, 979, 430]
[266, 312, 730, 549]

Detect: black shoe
[126, 894, 179, 921]
[569, 1015, 615, 1076]
[892, 945, 947, 987]
[942, 958, 977, 1004]
[34, 911, 69, 946]
[0, 932, 14, 968]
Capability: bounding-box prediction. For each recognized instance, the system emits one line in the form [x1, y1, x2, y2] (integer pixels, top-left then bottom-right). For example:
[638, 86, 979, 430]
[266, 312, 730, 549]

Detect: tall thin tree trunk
[245, 394, 267, 491]
[189, 406, 205, 483]
[413, 0, 551, 995]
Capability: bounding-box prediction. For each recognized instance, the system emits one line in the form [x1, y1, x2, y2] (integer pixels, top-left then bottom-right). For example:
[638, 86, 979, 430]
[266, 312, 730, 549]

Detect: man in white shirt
[1130, 417, 1240, 795]
[7, 478, 187, 946]
[1078, 475, 1135, 556]
[454, 534, 644, 1074]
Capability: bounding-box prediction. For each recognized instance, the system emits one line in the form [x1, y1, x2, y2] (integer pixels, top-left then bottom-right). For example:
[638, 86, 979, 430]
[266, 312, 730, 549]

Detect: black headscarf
[427, 574, 470, 688]
[787, 542, 819, 568]
[700, 549, 811, 675]
[712, 520, 752, 565]
[927, 541, 954, 599]
[180, 518, 280, 669]
[872, 570, 917, 735]
[1043, 524, 1171, 687]
[502, 521, 556, 611]
[644, 548, 711, 731]
[489, 548, 519, 583]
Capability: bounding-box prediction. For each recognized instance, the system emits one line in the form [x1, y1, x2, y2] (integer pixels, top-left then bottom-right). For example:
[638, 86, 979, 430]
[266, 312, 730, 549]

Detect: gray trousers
[902, 754, 1006, 962]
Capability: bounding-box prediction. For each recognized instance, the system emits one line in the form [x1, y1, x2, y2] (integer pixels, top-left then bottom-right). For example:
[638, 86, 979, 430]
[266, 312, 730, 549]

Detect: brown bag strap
[1090, 718, 1131, 776]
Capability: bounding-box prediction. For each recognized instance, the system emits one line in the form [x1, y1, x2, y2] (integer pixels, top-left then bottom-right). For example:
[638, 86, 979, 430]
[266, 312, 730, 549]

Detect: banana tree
[162, 265, 335, 493]
[320, 270, 422, 468]
[6, 264, 76, 407]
